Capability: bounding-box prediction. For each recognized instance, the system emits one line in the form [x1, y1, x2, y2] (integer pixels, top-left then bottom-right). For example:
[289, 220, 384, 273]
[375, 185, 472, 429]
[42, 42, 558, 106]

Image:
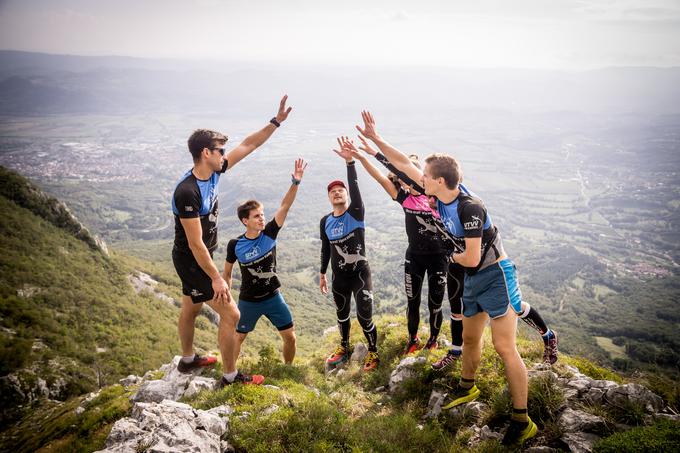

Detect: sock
[181, 354, 196, 364]
[450, 346, 462, 355]
[459, 377, 475, 389]
[451, 316, 463, 348]
[511, 408, 529, 423]
[519, 304, 549, 337]
[223, 370, 238, 382]
[409, 334, 419, 342]
[542, 329, 555, 341]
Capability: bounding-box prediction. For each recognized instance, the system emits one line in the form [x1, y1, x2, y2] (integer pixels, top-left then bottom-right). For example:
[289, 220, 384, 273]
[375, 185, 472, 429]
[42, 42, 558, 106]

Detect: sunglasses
[210, 147, 226, 156]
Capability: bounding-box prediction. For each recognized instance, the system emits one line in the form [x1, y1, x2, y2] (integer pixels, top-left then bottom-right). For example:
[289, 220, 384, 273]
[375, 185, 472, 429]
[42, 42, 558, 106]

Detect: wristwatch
[291, 176, 301, 185]
[270, 117, 281, 127]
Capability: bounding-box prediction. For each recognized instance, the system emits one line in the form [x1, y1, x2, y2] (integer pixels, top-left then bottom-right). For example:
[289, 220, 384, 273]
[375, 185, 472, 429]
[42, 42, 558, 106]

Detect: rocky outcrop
[95, 399, 229, 453]
[388, 356, 426, 394]
[131, 356, 216, 404]
[427, 362, 675, 453]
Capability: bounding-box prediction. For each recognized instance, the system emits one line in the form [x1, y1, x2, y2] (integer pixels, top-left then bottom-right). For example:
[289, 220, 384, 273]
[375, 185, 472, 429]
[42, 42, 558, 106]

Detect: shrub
[593, 419, 680, 453]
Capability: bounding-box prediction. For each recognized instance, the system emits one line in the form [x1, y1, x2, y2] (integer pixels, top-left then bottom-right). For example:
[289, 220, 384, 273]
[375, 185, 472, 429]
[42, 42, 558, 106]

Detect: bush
[593, 419, 680, 453]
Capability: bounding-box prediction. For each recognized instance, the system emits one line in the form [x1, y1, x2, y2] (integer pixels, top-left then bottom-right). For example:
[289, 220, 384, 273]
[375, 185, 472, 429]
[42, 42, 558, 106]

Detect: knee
[282, 331, 296, 346]
[492, 340, 518, 360]
[462, 332, 480, 346]
[217, 305, 240, 326]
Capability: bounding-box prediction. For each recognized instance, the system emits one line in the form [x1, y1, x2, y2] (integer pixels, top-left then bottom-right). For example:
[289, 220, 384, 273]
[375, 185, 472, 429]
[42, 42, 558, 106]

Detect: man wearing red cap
[319, 137, 379, 371]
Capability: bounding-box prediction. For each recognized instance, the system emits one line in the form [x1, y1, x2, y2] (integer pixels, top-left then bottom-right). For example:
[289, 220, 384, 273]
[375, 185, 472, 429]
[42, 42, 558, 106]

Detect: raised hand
[275, 95, 293, 123]
[292, 158, 308, 181]
[357, 135, 378, 156]
[332, 136, 355, 162]
[355, 110, 380, 141]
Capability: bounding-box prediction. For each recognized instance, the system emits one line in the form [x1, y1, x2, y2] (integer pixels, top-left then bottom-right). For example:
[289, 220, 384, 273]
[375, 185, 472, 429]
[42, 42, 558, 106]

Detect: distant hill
[1, 50, 680, 116]
[0, 166, 217, 423]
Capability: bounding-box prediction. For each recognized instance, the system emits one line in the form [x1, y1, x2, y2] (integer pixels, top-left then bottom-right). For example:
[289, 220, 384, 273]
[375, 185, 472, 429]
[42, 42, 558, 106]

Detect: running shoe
[218, 372, 265, 387]
[402, 337, 422, 355]
[441, 384, 480, 410]
[424, 337, 439, 351]
[176, 354, 217, 373]
[431, 350, 461, 371]
[543, 330, 559, 365]
[501, 417, 538, 446]
[363, 351, 380, 372]
[326, 345, 350, 368]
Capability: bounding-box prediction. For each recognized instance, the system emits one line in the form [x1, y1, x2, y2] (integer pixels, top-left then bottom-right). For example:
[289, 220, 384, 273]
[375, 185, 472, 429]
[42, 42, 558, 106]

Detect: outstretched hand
[357, 135, 378, 156]
[332, 136, 358, 162]
[275, 95, 293, 123]
[292, 158, 307, 181]
[355, 110, 380, 141]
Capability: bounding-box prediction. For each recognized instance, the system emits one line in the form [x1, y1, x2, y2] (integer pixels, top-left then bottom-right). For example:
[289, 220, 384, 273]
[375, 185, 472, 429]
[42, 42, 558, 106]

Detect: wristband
[291, 176, 301, 185]
[270, 117, 281, 127]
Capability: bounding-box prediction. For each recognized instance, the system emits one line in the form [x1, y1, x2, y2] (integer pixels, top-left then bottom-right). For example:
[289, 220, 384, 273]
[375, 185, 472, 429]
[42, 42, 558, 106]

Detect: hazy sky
[1, 0, 679, 69]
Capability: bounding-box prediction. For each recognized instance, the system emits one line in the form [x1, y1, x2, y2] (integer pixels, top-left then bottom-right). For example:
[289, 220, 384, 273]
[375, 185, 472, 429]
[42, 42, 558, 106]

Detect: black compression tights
[447, 262, 465, 348]
[405, 252, 447, 340]
[332, 265, 378, 352]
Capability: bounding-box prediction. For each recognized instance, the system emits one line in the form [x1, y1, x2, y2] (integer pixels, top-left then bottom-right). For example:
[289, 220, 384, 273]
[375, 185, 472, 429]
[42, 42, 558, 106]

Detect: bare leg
[178, 296, 203, 357]
[278, 327, 297, 364]
[460, 312, 488, 380]
[205, 298, 240, 374]
[490, 311, 528, 409]
[233, 332, 248, 368]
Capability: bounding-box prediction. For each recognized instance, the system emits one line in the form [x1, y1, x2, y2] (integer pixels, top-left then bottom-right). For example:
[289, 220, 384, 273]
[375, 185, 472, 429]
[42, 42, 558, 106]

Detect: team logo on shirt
[464, 215, 481, 230]
[184, 206, 194, 212]
[331, 222, 345, 236]
[245, 246, 261, 260]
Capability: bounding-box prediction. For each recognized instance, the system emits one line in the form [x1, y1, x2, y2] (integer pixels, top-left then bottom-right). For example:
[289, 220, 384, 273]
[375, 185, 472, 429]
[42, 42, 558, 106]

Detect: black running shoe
[543, 330, 559, 365]
[501, 417, 538, 446]
[218, 372, 265, 388]
[176, 354, 217, 373]
[431, 350, 461, 371]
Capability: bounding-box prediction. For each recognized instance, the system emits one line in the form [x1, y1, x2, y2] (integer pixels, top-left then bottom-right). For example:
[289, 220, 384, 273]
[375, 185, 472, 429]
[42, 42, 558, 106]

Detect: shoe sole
[442, 387, 481, 410]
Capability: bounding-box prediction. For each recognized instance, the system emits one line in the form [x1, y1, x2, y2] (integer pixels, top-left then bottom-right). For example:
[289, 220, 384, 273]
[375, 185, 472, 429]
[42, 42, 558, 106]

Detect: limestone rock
[424, 389, 446, 419]
[350, 343, 368, 364]
[604, 383, 664, 413]
[558, 408, 606, 433]
[183, 377, 217, 399]
[388, 357, 426, 394]
[96, 399, 227, 453]
[119, 375, 142, 387]
[561, 432, 600, 453]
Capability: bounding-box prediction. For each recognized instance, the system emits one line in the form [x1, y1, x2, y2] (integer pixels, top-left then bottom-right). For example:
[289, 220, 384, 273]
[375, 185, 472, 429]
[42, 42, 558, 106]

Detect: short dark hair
[237, 200, 263, 222]
[187, 129, 227, 162]
[424, 153, 462, 189]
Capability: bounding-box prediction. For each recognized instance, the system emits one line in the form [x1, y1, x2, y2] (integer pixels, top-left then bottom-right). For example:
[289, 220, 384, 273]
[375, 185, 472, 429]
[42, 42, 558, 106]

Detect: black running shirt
[226, 219, 281, 302]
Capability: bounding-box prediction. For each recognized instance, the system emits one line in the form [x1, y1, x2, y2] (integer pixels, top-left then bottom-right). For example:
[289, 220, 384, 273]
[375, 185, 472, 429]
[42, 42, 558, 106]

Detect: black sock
[511, 408, 528, 423]
[459, 377, 475, 389]
[519, 304, 549, 337]
[339, 318, 351, 349]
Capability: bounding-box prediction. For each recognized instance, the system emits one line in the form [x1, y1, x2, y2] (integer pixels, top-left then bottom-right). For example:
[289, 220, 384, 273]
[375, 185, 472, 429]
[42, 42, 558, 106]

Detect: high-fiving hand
[355, 110, 380, 141]
[275, 95, 293, 124]
[357, 136, 378, 156]
[292, 158, 307, 181]
[332, 136, 357, 162]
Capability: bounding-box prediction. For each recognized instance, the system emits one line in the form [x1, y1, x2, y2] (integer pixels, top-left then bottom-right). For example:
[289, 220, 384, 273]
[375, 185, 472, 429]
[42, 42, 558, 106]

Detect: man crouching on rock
[171, 96, 292, 385]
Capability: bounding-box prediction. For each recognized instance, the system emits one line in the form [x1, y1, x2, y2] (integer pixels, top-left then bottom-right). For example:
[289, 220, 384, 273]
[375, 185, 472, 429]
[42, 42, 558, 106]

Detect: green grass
[593, 419, 680, 453]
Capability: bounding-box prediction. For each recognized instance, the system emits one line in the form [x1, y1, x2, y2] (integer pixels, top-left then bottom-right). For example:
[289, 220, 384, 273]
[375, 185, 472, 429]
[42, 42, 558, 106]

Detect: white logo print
[185, 206, 194, 212]
[464, 215, 481, 230]
[190, 289, 203, 297]
[245, 246, 261, 260]
[331, 222, 345, 236]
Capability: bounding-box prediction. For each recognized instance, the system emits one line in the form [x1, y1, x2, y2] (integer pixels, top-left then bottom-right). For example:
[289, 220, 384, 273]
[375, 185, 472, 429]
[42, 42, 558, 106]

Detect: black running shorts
[172, 249, 214, 303]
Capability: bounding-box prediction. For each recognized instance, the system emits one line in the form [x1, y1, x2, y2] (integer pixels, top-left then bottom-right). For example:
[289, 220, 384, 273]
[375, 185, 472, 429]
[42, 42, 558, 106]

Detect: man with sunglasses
[171, 95, 292, 385]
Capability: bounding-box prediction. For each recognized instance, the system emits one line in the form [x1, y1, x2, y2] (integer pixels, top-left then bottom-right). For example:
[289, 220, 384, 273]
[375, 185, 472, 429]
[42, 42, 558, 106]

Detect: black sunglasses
[210, 147, 226, 156]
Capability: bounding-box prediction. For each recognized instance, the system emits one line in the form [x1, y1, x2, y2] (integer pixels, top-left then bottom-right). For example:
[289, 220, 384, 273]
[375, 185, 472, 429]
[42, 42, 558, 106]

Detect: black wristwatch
[291, 176, 301, 185]
[270, 117, 281, 127]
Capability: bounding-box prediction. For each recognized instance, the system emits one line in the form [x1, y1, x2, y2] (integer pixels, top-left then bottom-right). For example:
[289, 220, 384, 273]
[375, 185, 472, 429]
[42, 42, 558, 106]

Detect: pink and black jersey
[394, 190, 445, 255]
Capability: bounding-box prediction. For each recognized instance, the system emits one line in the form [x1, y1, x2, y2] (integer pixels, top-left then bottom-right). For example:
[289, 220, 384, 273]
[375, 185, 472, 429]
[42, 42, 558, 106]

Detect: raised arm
[274, 158, 307, 227]
[355, 110, 424, 184]
[225, 95, 292, 169]
[341, 137, 398, 199]
[333, 136, 363, 220]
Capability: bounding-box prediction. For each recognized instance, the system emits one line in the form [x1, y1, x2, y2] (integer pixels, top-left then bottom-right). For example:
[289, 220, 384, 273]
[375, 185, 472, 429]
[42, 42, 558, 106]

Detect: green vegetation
[593, 419, 680, 453]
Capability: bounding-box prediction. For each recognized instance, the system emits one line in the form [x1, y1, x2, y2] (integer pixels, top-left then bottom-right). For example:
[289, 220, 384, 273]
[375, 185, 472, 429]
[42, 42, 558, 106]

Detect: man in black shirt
[224, 159, 307, 368]
[171, 96, 291, 386]
[320, 137, 379, 372]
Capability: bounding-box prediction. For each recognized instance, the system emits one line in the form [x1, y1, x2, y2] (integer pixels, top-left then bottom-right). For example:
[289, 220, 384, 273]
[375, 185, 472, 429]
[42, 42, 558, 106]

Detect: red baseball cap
[327, 180, 347, 192]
